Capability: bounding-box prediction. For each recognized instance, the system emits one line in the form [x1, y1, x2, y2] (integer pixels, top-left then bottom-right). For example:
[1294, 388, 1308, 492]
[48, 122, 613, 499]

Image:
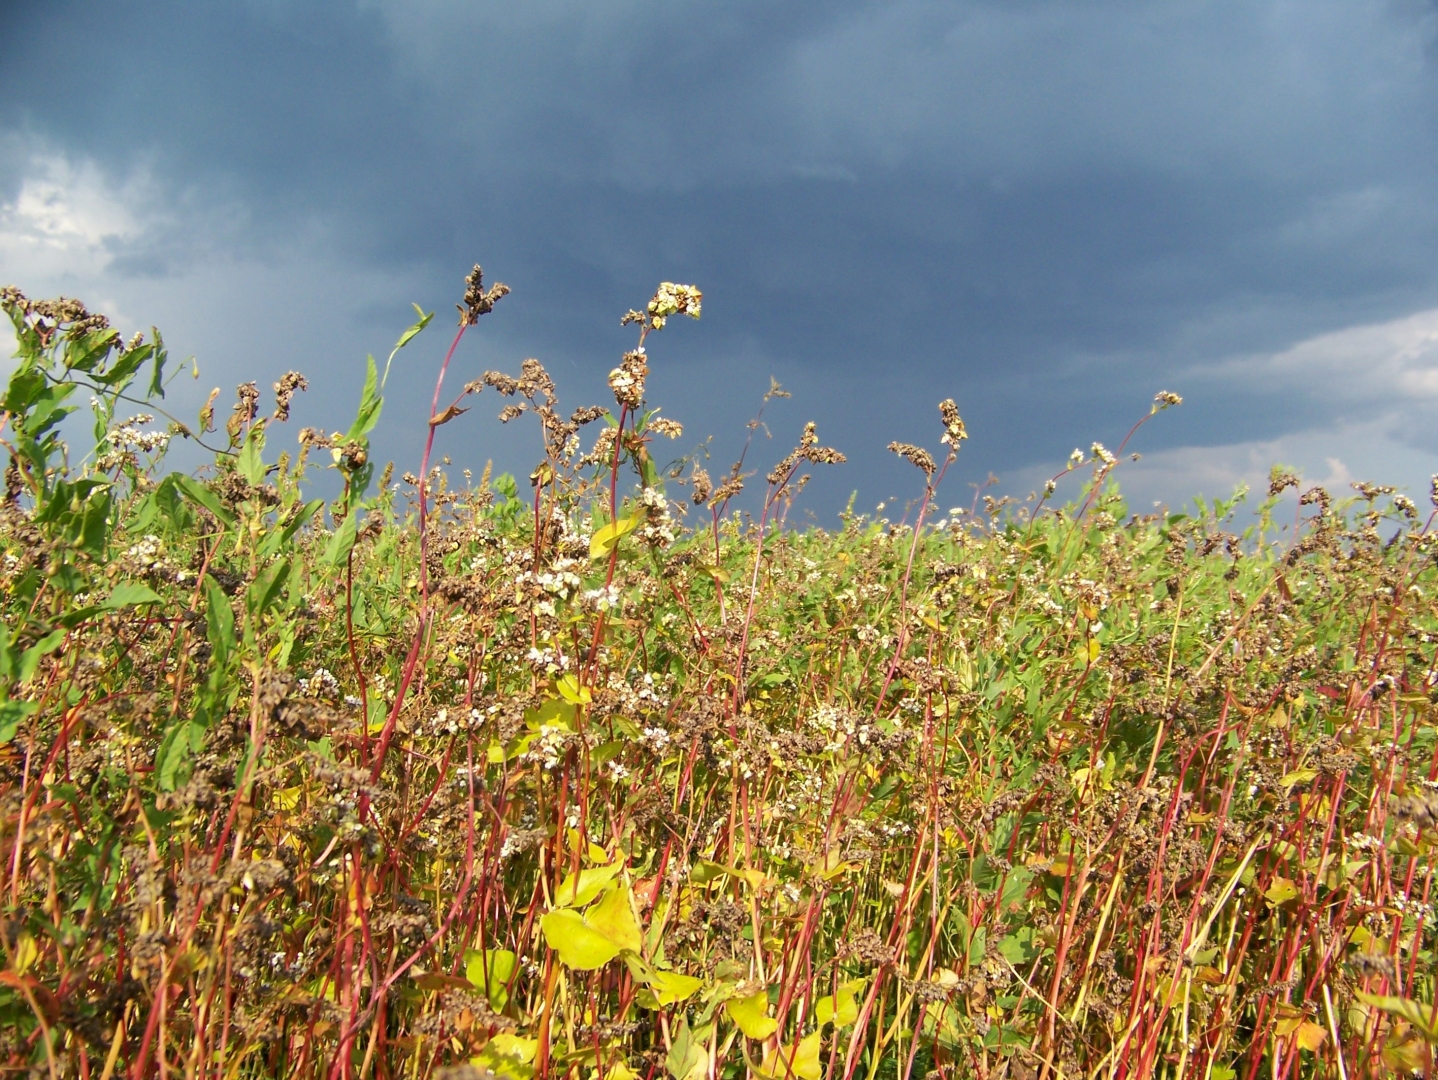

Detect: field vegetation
[1, 270, 1437, 1079]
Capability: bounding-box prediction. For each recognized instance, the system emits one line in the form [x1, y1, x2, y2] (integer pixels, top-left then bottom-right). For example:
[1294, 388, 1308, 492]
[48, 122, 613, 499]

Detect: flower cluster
[646, 282, 702, 329]
[609, 349, 648, 409]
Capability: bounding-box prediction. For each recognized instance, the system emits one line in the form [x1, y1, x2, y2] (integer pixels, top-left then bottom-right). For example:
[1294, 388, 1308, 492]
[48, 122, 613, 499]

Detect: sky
[2, 0, 1438, 522]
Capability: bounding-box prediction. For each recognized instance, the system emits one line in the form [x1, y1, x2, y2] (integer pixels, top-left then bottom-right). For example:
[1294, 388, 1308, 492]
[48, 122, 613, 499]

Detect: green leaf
[473, 1033, 538, 1080]
[246, 558, 291, 620]
[997, 928, 1037, 965]
[237, 425, 266, 486]
[324, 507, 362, 570]
[540, 908, 622, 970]
[590, 514, 641, 560]
[585, 883, 644, 954]
[348, 355, 383, 440]
[0, 700, 38, 744]
[174, 474, 236, 528]
[205, 576, 236, 670]
[156, 718, 205, 791]
[726, 990, 778, 1040]
[258, 499, 324, 559]
[553, 862, 622, 908]
[380, 306, 433, 390]
[147, 328, 169, 399]
[103, 583, 164, 609]
[18, 629, 66, 685]
[93, 342, 150, 388]
[1263, 876, 1299, 907]
[464, 947, 517, 1010]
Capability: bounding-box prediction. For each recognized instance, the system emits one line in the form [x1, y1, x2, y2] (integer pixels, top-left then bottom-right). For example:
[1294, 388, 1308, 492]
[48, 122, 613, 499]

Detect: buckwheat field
[2, 268, 1437, 1079]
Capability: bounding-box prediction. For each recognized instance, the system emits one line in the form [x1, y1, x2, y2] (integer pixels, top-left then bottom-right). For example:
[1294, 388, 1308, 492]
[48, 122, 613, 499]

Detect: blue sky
[3, 0, 1438, 519]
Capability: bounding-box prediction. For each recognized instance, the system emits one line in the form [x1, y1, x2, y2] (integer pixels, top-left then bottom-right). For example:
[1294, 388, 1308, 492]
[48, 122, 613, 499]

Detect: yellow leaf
[556, 674, 592, 705]
[554, 862, 622, 908]
[540, 909, 622, 970]
[585, 884, 644, 954]
[815, 979, 864, 1027]
[12, 933, 37, 976]
[1356, 991, 1438, 1041]
[474, 1033, 540, 1080]
[764, 1033, 822, 1080]
[1264, 876, 1300, 907]
[274, 785, 302, 811]
[726, 990, 778, 1039]
[1294, 1021, 1327, 1053]
[1280, 767, 1317, 791]
[647, 969, 704, 1006]
[590, 514, 641, 560]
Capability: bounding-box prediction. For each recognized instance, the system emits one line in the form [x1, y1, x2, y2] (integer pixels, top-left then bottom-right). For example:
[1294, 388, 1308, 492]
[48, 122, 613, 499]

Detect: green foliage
[1, 278, 1435, 1080]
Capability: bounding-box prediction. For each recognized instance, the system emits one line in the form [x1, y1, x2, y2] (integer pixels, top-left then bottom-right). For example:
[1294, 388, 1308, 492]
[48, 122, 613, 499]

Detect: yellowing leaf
[816, 979, 864, 1027]
[648, 969, 704, 1006]
[541, 909, 622, 970]
[1280, 767, 1318, 791]
[1293, 1021, 1327, 1053]
[556, 674, 592, 705]
[585, 883, 644, 954]
[590, 514, 641, 560]
[554, 862, 622, 908]
[760, 1033, 822, 1080]
[726, 990, 778, 1039]
[1356, 991, 1438, 1041]
[1264, 876, 1300, 907]
[12, 933, 37, 976]
[474, 1033, 540, 1080]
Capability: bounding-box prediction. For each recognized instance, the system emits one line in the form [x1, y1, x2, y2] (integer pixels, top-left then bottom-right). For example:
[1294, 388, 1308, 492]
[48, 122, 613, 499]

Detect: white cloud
[0, 146, 156, 280]
[1200, 306, 1438, 409]
[1013, 307, 1438, 511]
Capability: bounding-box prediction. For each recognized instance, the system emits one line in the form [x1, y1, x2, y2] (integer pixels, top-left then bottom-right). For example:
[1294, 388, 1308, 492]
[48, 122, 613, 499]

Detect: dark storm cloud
[3, 0, 1437, 510]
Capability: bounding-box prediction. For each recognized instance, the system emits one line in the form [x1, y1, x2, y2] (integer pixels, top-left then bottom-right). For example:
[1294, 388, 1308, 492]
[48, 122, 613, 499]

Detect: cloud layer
[2, 0, 1436, 514]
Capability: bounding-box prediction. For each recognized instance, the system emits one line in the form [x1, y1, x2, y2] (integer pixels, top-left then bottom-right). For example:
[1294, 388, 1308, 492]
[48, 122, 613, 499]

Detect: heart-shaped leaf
[541, 909, 622, 970]
[726, 990, 778, 1040]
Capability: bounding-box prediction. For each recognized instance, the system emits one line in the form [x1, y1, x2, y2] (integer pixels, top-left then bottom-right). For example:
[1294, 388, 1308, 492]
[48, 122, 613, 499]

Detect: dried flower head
[938, 399, 967, 447]
[649, 417, 683, 440]
[458, 265, 509, 326]
[889, 442, 936, 475]
[690, 466, 713, 505]
[1152, 390, 1183, 412]
[1268, 468, 1300, 497]
[609, 349, 648, 409]
[272, 371, 308, 422]
[710, 471, 745, 504]
[768, 423, 845, 484]
[227, 382, 261, 441]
